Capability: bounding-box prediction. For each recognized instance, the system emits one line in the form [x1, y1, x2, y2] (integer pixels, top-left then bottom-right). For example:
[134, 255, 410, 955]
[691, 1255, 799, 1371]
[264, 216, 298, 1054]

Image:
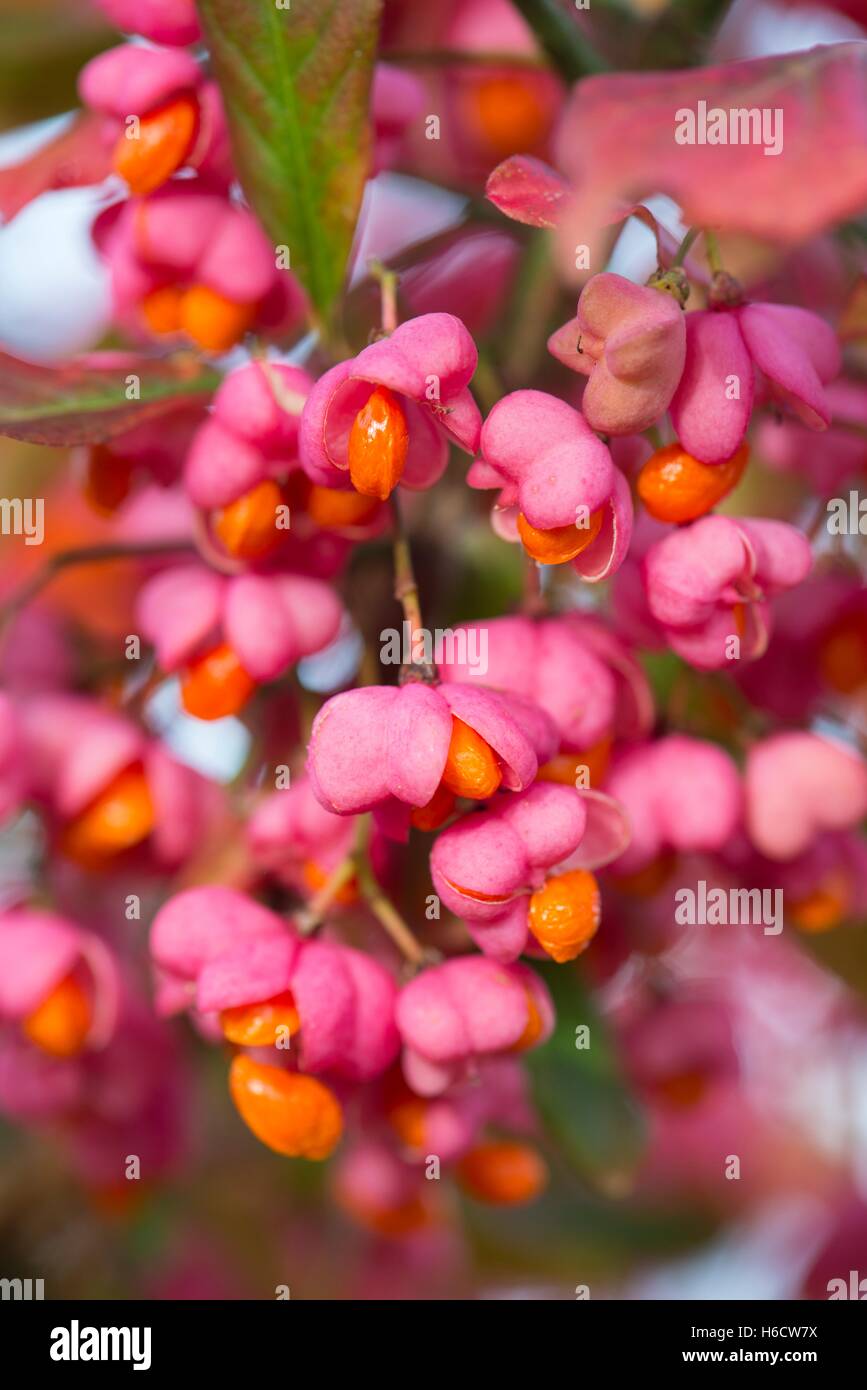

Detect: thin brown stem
[369, 258, 399, 336]
[355, 852, 427, 968]
[391, 493, 433, 683]
[0, 540, 194, 636]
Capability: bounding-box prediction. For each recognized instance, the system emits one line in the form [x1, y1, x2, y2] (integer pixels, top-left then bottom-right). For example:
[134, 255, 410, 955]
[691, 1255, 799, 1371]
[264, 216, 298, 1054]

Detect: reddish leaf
[0, 112, 111, 222]
[550, 43, 867, 263]
[485, 154, 570, 228]
[0, 352, 219, 445]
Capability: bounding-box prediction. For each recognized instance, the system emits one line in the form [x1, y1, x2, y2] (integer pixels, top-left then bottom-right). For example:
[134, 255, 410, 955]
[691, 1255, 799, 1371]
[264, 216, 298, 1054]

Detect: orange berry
[410, 782, 457, 832]
[637, 442, 749, 524]
[141, 284, 184, 336]
[113, 94, 198, 196]
[517, 507, 604, 564]
[654, 1069, 709, 1109]
[228, 1054, 343, 1160]
[511, 988, 545, 1052]
[527, 868, 601, 963]
[337, 1186, 433, 1237]
[60, 764, 155, 866]
[306, 483, 381, 529]
[82, 445, 134, 515]
[180, 643, 256, 721]
[819, 614, 867, 694]
[178, 284, 256, 353]
[457, 1140, 548, 1206]
[788, 873, 851, 933]
[388, 1095, 429, 1151]
[22, 973, 92, 1058]
[220, 991, 301, 1047]
[441, 717, 502, 800]
[463, 74, 550, 159]
[213, 479, 284, 560]
[537, 738, 612, 789]
[301, 859, 359, 906]
[347, 386, 409, 501]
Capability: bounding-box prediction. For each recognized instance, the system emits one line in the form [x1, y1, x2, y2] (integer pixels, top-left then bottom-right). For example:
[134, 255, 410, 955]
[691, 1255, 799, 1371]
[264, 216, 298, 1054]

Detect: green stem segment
[510, 0, 608, 80]
[672, 226, 700, 267]
[299, 813, 427, 967]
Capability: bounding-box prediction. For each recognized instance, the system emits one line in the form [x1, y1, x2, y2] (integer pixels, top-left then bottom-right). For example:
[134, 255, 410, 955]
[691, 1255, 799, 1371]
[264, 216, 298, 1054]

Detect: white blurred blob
[297, 616, 364, 693]
[621, 1199, 829, 1300]
[349, 173, 468, 288]
[0, 185, 112, 361]
[144, 678, 252, 783]
[606, 194, 687, 285]
[0, 115, 114, 362]
[713, 0, 864, 61]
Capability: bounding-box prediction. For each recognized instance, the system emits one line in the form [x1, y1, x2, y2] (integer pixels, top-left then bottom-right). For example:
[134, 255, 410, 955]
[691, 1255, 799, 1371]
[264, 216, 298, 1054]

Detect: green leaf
[0, 352, 220, 445]
[197, 0, 383, 326]
[527, 963, 646, 1191]
[798, 921, 867, 1004]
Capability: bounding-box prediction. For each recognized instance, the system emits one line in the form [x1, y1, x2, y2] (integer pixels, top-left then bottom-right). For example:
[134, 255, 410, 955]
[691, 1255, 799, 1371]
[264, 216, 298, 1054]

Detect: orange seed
[517, 507, 604, 564]
[229, 1054, 343, 1160]
[180, 643, 256, 721]
[220, 991, 301, 1047]
[441, 717, 502, 800]
[637, 442, 749, 524]
[213, 479, 284, 560]
[527, 868, 601, 963]
[457, 1140, 548, 1205]
[347, 386, 409, 501]
[22, 973, 92, 1058]
[113, 94, 198, 196]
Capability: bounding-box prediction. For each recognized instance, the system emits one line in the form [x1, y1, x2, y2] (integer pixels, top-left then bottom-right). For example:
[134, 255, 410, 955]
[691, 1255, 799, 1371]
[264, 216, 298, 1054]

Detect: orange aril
[213, 479, 284, 560]
[819, 613, 867, 694]
[788, 873, 851, 933]
[637, 442, 748, 524]
[457, 1140, 548, 1205]
[60, 764, 155, 865]
[441, 717, 502, 800]
[220, 991, 301, 1047]
[654, 1069, 709, 1109]
[464, 75, 550, 159]
[347, 386, 409, 501]
[179, 285, 256, 353]
[113, 94, 198, 196]
[228, 1054, 343, 1160]
[527, 868, 601, 963]
[141, 284, 184, 336]
[82, 445, 134, 514]
[306, 483, 381, 529]
[537, 738, 613, 789]
[22, 973, 92, 1058]
[512, 989, 545, 1052]
[410, 783, 457, 832]
[517, 507, 604, 564]
[388, 1095, 429, 1151]
[180, 643, 256, 721]
[301, 859, 359, 906]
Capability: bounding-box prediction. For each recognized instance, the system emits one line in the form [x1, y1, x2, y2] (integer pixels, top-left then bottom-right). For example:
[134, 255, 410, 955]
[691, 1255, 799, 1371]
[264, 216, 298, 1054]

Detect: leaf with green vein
[0, 353, 220, 445]
[527, 963, 646, 1191]
[197, 0, 383, 326]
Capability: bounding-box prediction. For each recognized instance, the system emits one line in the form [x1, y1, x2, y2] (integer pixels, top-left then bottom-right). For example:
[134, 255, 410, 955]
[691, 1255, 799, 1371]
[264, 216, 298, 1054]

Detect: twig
[0, 540, 194, 636]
